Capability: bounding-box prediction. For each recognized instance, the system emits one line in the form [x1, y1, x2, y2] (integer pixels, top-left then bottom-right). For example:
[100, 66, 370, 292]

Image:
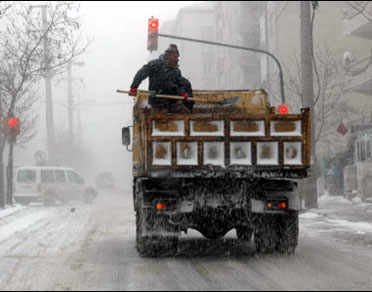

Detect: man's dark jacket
[130, 55, 192, 107]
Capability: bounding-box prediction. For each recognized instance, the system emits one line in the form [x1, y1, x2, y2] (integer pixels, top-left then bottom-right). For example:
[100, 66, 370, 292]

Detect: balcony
[345, 55, 372, 95]
[342, 2, 372, 39]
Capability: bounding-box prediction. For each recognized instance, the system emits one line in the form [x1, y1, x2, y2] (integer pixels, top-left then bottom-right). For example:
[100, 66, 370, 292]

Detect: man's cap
[165, 44, 180, 56]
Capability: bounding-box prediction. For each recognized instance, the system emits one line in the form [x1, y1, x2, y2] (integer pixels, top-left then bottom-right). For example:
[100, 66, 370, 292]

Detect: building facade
[342, 1, 372, 96]
[159, 1, 263, 91]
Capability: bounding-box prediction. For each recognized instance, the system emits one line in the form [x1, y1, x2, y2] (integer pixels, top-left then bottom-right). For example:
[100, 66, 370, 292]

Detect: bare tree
[345, 1, 372, 21]
[0, 1, 89, 207]
[285, 44, 360, 161]
[0, 1, 10, 19]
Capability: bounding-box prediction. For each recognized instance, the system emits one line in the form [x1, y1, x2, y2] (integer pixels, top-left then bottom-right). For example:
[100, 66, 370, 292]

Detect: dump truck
[121, 89, 311, 256]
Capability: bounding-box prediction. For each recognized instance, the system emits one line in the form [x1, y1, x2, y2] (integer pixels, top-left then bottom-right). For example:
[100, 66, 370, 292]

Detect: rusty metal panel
[131, 90, 311, 178]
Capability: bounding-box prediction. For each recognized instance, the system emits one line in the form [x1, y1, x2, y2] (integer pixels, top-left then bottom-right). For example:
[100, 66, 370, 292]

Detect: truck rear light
[266, 200, 288, 210]
[156, 200, 176, 211]
[156, 203, 167, 210]
[278, 105, 288, 114]
[277, 202, 287, 209]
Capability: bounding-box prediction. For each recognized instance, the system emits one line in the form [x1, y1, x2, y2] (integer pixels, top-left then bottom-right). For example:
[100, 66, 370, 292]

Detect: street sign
[337, 123, 348, 136]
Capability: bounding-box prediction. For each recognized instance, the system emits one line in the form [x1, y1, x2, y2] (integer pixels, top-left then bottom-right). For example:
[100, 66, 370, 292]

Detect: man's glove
[129, 88, 138, 96]
[181, 93, 188, 100]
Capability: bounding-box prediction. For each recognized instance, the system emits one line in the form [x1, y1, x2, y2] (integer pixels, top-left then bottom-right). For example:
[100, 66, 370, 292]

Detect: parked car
[14, 166, 97, 206]
[95, 172, 115, 189]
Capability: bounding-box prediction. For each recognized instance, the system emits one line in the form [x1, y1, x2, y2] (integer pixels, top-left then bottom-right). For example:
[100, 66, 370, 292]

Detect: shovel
[116, 90, 240, 106]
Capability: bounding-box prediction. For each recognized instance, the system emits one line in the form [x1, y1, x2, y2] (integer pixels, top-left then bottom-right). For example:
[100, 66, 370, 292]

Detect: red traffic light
[8, 118, 18, 127]
[149, 19, 158, 29]
[6, 117, 20, 141]
[147, 17, 159, 52]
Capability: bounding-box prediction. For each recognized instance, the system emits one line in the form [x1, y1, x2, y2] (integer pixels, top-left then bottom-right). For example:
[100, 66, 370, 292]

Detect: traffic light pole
[158, 33, 286, 104]
[6, 139, 14, 205]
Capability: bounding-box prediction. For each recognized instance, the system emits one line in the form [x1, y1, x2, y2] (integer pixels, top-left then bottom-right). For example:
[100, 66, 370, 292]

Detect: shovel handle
[116, 90, 221, 104]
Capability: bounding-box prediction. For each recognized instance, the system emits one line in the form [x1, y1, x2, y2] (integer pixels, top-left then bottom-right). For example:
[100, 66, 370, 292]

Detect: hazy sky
[19, 1, 203, 187]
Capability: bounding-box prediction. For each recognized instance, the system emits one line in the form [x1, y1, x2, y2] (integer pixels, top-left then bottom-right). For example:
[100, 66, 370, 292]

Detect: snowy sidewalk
[0, 204, 25, 220]
[300, 194, 372, 248]
[0, 204, 50, 244]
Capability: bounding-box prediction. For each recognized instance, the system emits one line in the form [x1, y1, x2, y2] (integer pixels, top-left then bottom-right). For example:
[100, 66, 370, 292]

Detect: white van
[14, 166, 97, 205]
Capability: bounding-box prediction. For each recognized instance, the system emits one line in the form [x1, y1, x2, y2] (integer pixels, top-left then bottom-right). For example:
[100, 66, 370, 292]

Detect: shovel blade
[220, 96, 241, 106]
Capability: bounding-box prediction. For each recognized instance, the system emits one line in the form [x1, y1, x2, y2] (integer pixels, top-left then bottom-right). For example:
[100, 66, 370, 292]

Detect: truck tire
[236, 227, 253, 241]
[276, 210, 299, 254]
[255, 211, 299, 254]
[254, 216, 278, 254]
[136, 208, 178, 257]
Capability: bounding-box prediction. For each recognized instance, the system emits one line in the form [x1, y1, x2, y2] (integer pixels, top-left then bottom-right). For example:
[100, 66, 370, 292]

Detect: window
[358, 140, 366, 162]
[41, 170, 55, 183]
[67, 171, 81, 184]
[366, 139, 372, 159]
[55, 170, 66, 183]
[17, 170, 36, 183]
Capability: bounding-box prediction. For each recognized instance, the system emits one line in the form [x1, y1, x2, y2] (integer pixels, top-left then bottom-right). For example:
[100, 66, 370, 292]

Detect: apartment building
[342, 1, 372, 96]
[159, 1, 263, 91]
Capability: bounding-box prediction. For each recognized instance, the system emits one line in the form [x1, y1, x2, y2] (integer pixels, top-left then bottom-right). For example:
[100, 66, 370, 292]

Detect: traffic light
[7, 117, 20, 142]
[147, 17, 159, 52]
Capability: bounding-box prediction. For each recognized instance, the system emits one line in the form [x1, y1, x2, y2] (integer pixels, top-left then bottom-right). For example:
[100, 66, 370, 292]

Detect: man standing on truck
[128, 44, 194, 113]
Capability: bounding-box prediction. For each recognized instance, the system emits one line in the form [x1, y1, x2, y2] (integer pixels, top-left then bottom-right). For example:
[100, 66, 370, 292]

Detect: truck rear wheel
[276, 210, 299, 254]
[254, 211, 299, 254]
[136, 204, 178, 257]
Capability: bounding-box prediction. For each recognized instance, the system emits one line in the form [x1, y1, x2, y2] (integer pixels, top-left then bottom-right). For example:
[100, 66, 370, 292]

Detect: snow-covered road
[0, 190, 372, 291]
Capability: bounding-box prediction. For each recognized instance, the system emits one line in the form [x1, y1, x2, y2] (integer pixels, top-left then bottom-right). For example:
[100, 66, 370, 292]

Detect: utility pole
[0, 90, 4, 208]
[264, 1, 271, 98]
[77, 95, 82, 147]
[301, 1, 318, 208]
[66, 61, 84, 143]
[68, 62, 73, 143]
[6, 139, 14, 205]
[31, 5, 56, 165]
